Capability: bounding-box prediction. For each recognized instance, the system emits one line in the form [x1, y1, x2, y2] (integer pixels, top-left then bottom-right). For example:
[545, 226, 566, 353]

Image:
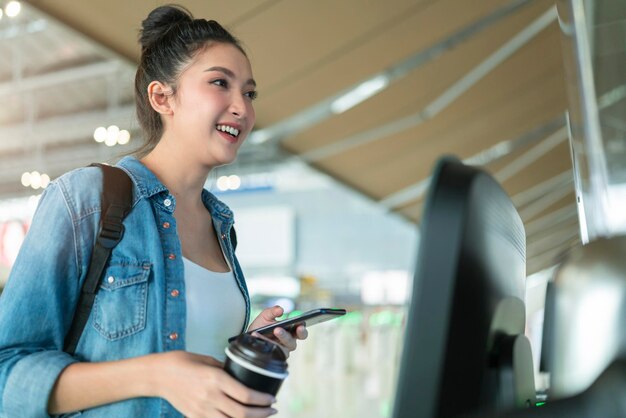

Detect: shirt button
[163, 198, 172, 207]
[169, 332, 178, 340]
[170, 289, 180, 297]
[168, 254, 176, 260]
[163, 222, 170, 229]
[107, 276, 115, 284]
[221, 234, 226, 239]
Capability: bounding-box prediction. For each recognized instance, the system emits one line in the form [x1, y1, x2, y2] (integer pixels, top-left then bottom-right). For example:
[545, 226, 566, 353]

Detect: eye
[211, 79, 228, 88]
[245, 90, 258, 101]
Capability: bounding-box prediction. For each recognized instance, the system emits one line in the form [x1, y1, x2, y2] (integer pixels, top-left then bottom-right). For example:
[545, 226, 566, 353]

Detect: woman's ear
[147, 81, 174, 115]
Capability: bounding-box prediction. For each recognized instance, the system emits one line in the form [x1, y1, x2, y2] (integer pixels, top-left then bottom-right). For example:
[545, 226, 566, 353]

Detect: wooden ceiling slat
[322, 23, 564, 162]
[388, 141, 574, 222]
[527, 243, 576, 274]
[312, 47, 567, 199]
[499, 141, 573, 198]
[240, 0, 430, 99]
[283, 0, 554, 153]
[30, 1, 271, 61]
[525, 195, 579, 246]
[251, 0, 517, 124]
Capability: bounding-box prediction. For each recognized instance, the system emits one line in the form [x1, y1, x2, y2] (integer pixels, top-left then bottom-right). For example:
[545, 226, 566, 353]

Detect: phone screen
[229, 308, 346, 342]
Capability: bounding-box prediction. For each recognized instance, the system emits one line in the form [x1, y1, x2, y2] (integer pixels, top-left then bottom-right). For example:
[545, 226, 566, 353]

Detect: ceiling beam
[527, 230, 579, 259]
[511, 170, 572, 207]
[241, 0, 534, 148]
[494, 126, 568, 182]
[0, 61, 126, 97]
[0, 105, 136, 153]
[527, 237, 578, 274]
[378, 116, 566, 209]
[526, 211, 578, 241]
[299, 4, 558, 163]
[519, 183, 574, 221]
[23, 2, 132, 63]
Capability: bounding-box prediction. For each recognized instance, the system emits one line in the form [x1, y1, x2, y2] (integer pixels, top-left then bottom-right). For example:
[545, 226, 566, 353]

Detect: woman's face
[167, 42, 256, 168]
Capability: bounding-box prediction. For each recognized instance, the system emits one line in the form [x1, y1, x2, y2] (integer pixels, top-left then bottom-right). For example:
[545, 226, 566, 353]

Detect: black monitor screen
[392, 157, 535, 418]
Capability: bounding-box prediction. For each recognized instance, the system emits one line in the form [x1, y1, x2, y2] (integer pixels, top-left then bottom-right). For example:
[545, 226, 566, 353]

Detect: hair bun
[139, 4, 193, 50]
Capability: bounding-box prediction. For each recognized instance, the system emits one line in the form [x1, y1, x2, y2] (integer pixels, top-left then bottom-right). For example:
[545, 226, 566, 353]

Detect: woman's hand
[248, 306, 308, 356]
[152, 351, 277, 418]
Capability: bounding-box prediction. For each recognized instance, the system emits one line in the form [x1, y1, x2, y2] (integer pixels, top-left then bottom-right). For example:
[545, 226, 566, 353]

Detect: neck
[141, 140, 212, 209]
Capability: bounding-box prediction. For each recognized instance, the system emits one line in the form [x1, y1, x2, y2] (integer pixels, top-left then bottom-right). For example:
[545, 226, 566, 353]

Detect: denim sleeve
[0, 181, 83, 417]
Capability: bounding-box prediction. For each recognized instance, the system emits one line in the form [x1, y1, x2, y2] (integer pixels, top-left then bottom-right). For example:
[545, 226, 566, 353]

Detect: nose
[230, 93, 246, 119]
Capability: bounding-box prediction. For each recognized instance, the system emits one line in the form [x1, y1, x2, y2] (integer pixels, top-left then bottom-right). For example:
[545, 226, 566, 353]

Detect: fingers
[215, 393, 277, 418]
[295, 324, 308, 340]
[213, 370, 278, 417]
[161, 352, 278, 418]
[261, 305, 284, 321]
[274, 324, 307, 347]
[251, 323, 308, 355]
[219, 369, 276, 407]
[273, 328, 297, 351]
[248, 305, 285, 332]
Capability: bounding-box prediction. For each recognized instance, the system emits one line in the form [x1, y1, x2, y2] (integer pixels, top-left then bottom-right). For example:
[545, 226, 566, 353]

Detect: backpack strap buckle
[97, 204, 127, 248]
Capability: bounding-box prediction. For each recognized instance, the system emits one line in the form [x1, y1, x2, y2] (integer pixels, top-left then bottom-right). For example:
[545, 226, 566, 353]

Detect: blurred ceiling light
[227, 175, 241, 190]
[21, 171, 51, 190]
[93, 127, 107, 143]
[20, 172, 30, 187]
[5, 1, 21, 18]
[30, 171, 42, 189]
[106, 125, 120, 141]
[216, 175, 241, 191]
[94, 125, 131, 146]
[216, 176, 229, 191]
[118, 129, 130, 145]
[330, 74, 390, 114]
[40, 174, 50, 188]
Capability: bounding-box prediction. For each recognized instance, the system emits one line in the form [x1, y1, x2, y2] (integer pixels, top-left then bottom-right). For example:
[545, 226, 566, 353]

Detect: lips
[215, 123, 242, 144]
[216, 124, 240, 138]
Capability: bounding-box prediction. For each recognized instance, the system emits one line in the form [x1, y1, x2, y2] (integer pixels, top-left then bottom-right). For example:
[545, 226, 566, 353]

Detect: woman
[0, 5, 305, 418]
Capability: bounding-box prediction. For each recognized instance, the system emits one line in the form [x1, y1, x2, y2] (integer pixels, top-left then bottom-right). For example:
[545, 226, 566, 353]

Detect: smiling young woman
[143, 42, 257, 172]
[0, 5, 306, 418]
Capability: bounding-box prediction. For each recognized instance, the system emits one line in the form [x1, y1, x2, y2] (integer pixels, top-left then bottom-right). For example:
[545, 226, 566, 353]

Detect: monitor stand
[491, 333, 537, 410]
[495, 359, 626, 417]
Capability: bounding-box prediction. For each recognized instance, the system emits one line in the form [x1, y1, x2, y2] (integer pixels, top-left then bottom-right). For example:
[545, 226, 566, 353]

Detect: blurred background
[1, 0, 622, 416]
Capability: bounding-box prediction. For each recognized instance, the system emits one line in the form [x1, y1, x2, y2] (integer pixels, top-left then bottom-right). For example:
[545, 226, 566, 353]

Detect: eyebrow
[204, 66, 256, 88]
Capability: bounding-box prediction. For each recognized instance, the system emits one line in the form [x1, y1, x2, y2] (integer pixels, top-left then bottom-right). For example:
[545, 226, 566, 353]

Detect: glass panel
[558, 0, 626, 242]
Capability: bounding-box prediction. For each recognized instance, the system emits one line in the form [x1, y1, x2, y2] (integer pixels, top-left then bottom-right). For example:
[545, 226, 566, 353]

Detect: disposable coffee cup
[224, 334, 289, 396]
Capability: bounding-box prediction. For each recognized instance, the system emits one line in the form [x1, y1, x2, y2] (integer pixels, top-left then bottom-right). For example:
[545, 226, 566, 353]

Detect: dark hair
[134, 4, 245, 157]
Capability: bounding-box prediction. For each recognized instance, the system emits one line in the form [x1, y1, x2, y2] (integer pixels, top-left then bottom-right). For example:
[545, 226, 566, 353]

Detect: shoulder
[53, 166, 104, 220]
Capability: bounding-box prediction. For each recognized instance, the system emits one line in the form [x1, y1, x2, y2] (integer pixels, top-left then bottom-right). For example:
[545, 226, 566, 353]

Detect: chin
[210, 155, 238, 168]
[202, 146, 239, 167]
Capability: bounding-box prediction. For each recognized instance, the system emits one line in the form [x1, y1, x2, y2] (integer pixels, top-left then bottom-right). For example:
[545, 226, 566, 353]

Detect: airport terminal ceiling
[0, 0, 575, 274]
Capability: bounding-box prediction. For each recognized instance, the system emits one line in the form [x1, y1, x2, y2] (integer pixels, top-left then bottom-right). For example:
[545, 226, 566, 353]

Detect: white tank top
[183, 257, 246, 361]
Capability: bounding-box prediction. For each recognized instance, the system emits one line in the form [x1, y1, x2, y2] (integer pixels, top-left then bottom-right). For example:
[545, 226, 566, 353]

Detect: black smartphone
[229, 308, 347, 342]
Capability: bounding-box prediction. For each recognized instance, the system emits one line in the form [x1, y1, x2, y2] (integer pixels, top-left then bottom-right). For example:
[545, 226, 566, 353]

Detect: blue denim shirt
[0, 156, 250, 418]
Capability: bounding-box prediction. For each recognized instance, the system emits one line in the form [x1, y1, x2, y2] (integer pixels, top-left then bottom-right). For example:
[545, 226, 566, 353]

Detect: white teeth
[216, 124, 240, 137]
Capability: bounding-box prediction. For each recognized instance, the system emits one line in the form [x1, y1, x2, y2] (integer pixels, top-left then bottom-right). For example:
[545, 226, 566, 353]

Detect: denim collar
[117, 156, 168, 200]
[116, 155, 233, 224]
